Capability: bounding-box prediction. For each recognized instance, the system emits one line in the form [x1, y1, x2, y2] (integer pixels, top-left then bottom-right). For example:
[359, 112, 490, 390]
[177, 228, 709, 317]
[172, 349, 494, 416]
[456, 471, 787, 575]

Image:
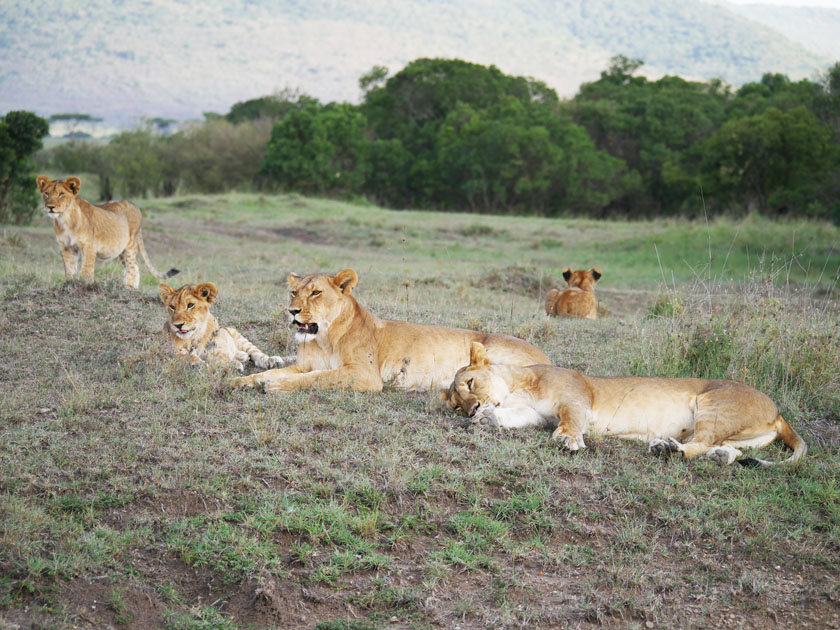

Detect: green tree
[435, 98, 629, 215]
[362, 57, 560, 208]
[572, 59, 729, 215]
[261, 103, 369, 195]
[103, 128, 164, 197]
[700, 106, 836, 215]
[0, 110, 49, 224]
[48, 112, 103, 137]
[226, 90, 318, 124]
[168, 118, 273, 193]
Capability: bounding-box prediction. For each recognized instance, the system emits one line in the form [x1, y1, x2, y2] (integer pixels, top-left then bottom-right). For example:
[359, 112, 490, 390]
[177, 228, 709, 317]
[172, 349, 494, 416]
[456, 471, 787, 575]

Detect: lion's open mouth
[175, 328, 194, 338]
[293, 320, 318, 335]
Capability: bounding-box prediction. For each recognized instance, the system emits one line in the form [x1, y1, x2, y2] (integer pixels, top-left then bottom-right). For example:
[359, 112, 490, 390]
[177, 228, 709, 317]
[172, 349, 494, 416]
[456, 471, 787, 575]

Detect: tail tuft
[164, 268, 180, 279]
[737, 457, 764, 469]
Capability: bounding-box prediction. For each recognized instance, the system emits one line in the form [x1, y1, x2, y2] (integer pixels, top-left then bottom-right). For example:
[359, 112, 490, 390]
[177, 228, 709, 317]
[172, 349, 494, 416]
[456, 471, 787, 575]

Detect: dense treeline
[32, 56, 840, 222]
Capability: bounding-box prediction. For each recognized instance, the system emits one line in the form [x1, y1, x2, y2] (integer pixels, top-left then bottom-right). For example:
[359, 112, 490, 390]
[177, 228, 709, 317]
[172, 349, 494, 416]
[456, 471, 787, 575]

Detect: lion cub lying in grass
[37, 175, 178, 287]
[234, 268, 550, 393]
[545, 267, 601, 319]
[159, 282, 290, 371]
[443, 342, 806, 468]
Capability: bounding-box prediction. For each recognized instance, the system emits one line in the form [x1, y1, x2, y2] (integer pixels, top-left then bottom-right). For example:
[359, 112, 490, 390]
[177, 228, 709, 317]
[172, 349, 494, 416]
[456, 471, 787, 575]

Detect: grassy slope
[0, 194, 838, 629]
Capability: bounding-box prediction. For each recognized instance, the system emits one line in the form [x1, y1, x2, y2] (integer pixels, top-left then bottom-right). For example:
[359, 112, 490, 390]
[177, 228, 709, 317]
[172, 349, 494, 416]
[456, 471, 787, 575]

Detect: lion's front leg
[59, 244, 79, 279]
[79, 245, 96, 282]
[260, 367, 383, 393]
[549, 403, 589, 451]
[232, 365, 300, 388]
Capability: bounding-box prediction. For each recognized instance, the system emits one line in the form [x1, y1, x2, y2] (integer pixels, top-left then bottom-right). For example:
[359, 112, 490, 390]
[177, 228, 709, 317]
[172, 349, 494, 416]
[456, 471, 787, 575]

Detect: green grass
[0, 193, 838, 628]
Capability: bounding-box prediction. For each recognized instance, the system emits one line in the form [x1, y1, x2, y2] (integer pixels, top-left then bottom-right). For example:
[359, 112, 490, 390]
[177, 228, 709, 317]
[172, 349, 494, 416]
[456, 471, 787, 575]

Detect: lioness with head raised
[159, 282, 291, 371]
[443, 342, 806, 467]
[37, 175, 178, 287]
[234, 269, 550, 393]
[545, 267, 601, 319]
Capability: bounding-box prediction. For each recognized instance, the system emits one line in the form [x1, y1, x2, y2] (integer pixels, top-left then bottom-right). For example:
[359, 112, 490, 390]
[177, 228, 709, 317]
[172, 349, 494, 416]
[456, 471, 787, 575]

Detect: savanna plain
[1, 192, 839, 629]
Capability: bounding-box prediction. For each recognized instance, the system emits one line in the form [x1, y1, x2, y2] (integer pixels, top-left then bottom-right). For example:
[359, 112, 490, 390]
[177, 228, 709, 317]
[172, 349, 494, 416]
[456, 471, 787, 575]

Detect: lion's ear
[334, 269, 358, 294]
[439, 388, 450, 403]
[65, 177, 81, 195]
[469, 341, 489, 367]
[158, 283, 175, 303]
[562, 267, 572, 282]
[591, 268, 602, 282]
[36, 175, 50, 192]
[287, 273, 301, 289]
[194, 282, 218, 304]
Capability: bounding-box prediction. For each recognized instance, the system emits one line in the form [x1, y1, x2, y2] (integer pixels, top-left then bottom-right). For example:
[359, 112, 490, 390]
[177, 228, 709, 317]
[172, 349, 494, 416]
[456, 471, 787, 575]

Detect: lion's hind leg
[650, 437, 742, 465]
[549, 402, 588, 451]
[120, 243, 140, 288]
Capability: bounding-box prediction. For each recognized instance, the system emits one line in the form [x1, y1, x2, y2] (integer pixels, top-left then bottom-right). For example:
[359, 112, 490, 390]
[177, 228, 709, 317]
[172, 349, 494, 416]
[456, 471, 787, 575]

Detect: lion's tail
[738, 415, 807, 468]
[137, 229, 179, 280]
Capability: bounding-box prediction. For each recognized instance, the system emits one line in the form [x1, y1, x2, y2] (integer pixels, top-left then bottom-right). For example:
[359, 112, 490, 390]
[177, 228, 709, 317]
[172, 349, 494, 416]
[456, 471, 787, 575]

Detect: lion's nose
[469, 403, 480, 417]
[289, 308, 301, 316]
[47, 205, 55, 210]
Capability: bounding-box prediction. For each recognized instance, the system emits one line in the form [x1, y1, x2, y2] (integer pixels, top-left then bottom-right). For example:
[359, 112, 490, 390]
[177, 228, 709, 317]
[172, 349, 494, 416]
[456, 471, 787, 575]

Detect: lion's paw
[268, 355, 292, 368]
[706, 446, 737, 466]
[553, 433, 586, 451]
[234, 350, 250, 363]
[649, 438, 679, 456]
[472, 405, 499, 429]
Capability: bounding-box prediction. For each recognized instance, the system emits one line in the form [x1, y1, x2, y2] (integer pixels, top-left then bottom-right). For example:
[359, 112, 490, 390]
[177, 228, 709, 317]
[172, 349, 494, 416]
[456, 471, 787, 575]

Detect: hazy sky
[723, 0, 840, 6]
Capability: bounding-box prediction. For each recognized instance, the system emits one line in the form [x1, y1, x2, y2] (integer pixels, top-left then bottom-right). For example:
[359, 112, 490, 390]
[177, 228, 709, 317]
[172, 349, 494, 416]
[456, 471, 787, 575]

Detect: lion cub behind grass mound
[234, 268, 550, 393]
[37, 175, 178, 288]
[443, 342, 806, 468]
[159, 282, 291, 371]
[545, 267, 601, 319]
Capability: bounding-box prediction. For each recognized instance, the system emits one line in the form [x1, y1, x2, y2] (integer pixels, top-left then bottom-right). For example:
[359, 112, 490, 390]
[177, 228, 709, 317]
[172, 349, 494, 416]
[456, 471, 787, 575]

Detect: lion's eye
[290, 291, 297, 298]
[58, 192, 64, 198]
[169, 305, 175, 311]
[311, 290, 321, 297]
[187, 303, 194, 310]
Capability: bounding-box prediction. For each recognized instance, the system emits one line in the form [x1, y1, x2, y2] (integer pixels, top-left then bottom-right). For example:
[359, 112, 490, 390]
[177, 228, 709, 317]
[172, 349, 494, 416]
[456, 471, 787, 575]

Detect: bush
[0, 110, 49, 224]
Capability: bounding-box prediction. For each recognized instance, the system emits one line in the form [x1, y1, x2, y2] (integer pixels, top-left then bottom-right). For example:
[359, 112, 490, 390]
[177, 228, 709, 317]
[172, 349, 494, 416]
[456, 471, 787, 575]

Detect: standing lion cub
[37, 175, 178, 287]
[159, 282, 290, 371]
[545, 267, 601, 319]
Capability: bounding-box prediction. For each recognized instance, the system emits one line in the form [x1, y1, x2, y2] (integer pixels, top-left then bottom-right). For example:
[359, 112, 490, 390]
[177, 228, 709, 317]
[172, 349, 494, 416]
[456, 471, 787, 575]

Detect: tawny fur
[545, 267, 601, 319]
[159, 282, 291, 371]
[234, 269, 550, 393]
[442, 342, 806, 467]
[37, 175, 178, 287]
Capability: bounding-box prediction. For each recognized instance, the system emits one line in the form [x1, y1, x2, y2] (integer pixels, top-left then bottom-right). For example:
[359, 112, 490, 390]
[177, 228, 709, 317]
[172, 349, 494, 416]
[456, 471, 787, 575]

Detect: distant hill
[724, 3, 840, 62]
[0, 0, 833, 127]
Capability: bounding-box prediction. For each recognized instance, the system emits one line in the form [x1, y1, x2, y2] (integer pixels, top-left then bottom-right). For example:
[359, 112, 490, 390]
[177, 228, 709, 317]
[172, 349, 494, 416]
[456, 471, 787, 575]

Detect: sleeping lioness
[37, 175, 178, 287]
[234, 269, 550, 393]
[442, 342, 806, 467]
[160, 282, 291, 371]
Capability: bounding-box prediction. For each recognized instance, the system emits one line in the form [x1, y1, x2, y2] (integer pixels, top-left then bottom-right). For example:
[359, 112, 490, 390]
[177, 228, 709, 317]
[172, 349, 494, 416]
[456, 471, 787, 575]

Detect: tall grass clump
[635, 281, 839, 424]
